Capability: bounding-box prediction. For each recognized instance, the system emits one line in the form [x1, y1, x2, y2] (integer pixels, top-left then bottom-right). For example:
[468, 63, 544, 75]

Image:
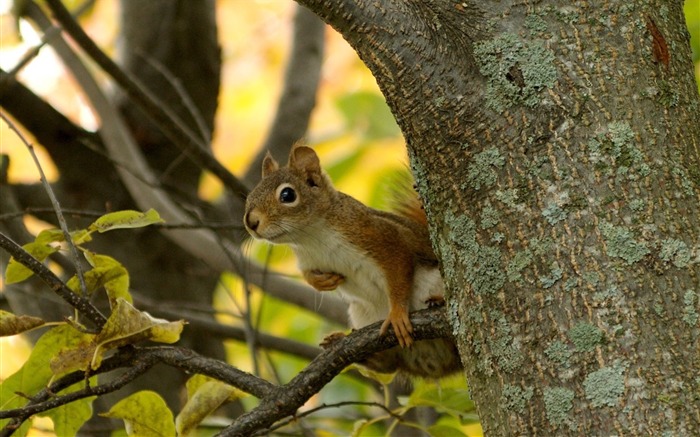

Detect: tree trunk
[298, 0, 700, 434]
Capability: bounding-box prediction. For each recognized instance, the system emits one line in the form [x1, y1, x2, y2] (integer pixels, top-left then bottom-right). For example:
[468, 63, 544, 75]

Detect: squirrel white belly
[244, 144, 461, 377]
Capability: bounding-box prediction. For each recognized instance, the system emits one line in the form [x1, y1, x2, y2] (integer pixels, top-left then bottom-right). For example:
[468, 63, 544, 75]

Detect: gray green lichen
[539, 261, 563, 289]
[583, 364, 626, 407]
[629, 198, 646, 212]
[599, 220, 650, 265]
[593, 285, 621, 302]
[568, 322, 603, 351]
[587, 122, 651, 180]
[506, 249, 533, 283]
[480, 204, 501, 229]
[660, 238, 692, 268]
[444, 212, 506, 296]
[671, 166, 696, 197]
[473, 32, 557, 112]
[545, 340, 572, 366]
[683, 290, 698, 327]
[466, 148, 505, 190]
[487, 310, 523, 372]
[542, 202, 568, 225]
[543, 386, 575, 426]
[502, 384, 534, 413]
[495, 188, 521, 209]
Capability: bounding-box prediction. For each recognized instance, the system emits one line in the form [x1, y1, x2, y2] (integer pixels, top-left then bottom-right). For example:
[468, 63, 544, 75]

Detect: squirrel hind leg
[380, 305, 414, 348]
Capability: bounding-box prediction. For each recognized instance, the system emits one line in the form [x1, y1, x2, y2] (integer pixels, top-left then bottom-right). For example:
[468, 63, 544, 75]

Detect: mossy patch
[506, 249, 533, 283]
[443, 212, 506, 296]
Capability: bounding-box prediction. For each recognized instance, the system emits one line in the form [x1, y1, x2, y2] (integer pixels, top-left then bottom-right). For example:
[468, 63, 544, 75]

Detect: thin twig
[0, 112, 88, 297]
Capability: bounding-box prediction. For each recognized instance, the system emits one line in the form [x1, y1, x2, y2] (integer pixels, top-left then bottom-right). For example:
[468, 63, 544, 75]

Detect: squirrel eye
[279, 186, 297, 204]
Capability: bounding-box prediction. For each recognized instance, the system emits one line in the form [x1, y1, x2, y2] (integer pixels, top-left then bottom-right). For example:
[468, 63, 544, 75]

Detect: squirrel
[244, 145, 461, 378]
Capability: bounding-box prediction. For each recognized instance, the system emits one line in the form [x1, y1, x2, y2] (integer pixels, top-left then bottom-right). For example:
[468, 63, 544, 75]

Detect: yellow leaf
[5, 241, 58, 284]
[176, 379, 242, 436]
[101, 390, 175, 437]
[91, 299, 184, 369]
[0, 310, 45, 336]
[50, 336, 97, 376]
[88, 209, 164, 233]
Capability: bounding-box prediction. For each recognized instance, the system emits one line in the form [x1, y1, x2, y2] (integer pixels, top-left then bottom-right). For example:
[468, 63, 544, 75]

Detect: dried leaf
[0, 310, 45, 336]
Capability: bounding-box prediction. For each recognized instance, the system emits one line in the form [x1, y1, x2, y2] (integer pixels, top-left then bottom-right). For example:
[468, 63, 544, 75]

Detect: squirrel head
[244, 145, 336, 243]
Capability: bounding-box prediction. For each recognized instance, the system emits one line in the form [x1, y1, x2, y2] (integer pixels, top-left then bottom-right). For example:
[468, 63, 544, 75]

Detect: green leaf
[428, 424, 470, 437]
[0, 325, 94, 433]
[35, 228, 92, 245]
[336, 91, 400, 140]
[83, 251, 132, 304]
[177, 377, 242, 436]
[5, 241, 58, 284]
[88, 209, 164, 233]
[101, 390, 176, 437]
[407, 385, 475, 422]
[0, 310, 45, 336]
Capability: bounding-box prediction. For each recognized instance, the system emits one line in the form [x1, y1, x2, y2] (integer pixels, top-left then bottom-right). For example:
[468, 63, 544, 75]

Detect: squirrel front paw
[380, 306, 413, 348]
[320, 331, 346, 349]
[304, 269, 345, 291]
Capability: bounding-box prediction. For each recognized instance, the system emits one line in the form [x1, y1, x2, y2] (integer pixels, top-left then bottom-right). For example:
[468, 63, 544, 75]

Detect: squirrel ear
[289, 146, 321, 174]
[289, 146, 325, 187]
[262, 152, 279, 177]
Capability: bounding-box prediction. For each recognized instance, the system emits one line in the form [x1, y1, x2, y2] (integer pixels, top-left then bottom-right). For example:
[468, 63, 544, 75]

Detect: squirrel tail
[385, 169, 428, 226]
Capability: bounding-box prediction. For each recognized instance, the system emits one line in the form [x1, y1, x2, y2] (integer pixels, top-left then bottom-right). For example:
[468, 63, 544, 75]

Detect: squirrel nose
[245, 210, 260, 232]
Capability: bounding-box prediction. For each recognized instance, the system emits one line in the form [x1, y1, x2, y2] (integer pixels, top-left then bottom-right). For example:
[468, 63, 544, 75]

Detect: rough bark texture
[298, 0, 700, 435]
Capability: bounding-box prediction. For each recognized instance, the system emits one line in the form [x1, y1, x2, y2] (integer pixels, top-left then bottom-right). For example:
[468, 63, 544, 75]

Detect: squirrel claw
[304, 269, 345, 291]
[380, 309, 413, 348]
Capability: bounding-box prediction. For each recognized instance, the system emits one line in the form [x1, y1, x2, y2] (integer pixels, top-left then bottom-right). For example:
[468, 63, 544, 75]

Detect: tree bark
[297, 0, 700, 435]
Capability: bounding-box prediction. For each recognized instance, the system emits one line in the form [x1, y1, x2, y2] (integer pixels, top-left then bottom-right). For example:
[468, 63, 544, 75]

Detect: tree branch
[221, 306, 454, 436]
[0, 303, 452, 435]
[0, 232, 107, 329]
